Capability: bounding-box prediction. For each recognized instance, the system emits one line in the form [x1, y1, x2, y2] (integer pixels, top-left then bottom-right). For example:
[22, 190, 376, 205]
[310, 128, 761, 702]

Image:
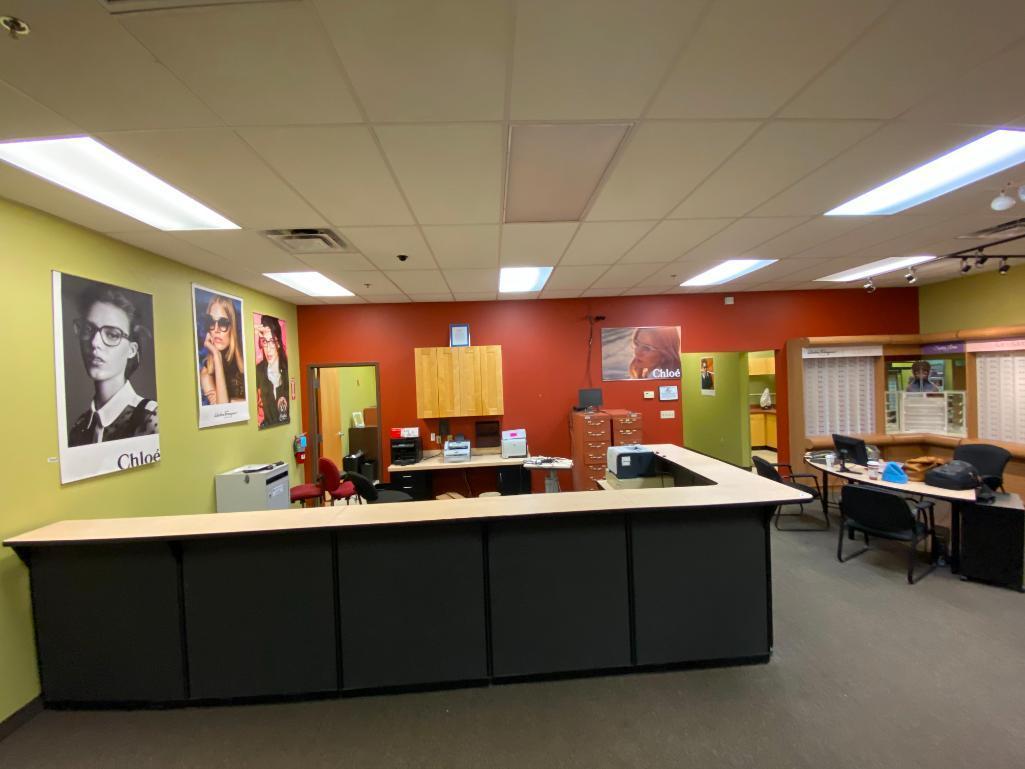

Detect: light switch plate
[643, 390, 655, 399]
[660, 410, 675, 419]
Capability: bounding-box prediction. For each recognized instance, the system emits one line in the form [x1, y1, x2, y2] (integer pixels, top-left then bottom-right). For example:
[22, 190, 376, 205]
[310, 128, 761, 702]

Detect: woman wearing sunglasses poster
[192, 284, 249, 427]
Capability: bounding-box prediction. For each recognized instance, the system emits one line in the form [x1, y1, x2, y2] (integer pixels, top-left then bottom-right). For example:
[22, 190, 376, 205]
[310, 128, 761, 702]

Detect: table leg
[544, 469, 561, 493]
[821, 469, 829, 516]
[950, 502, 961, 574]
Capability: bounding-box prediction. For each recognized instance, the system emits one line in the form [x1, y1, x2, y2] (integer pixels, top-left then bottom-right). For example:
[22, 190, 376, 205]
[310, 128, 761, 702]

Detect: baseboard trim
[0, 696, 42, 743]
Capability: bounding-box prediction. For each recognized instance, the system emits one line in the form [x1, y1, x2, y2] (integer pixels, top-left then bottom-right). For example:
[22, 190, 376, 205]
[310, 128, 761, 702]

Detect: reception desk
[5, 445, 808, 708]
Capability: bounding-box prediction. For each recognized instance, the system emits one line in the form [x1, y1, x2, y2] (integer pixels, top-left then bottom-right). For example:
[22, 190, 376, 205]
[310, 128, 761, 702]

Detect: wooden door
[455, 347, 482, 416]
[318, 367, 344, 465]
[435, 347, 459, 417]
[478, 345, 505, 416]
[415, 347, 440, 418]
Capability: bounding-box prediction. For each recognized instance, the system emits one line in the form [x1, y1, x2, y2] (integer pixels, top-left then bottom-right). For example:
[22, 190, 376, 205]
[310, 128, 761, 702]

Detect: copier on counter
[215, 462, 290, 512]
[443, 437, 472, 463]
[605, 445, 668, 490]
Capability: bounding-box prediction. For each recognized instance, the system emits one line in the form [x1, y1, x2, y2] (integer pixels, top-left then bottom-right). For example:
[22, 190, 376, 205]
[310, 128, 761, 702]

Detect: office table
[523, 457, 573, 492]
[387, 452, 530, 498]
[807, 459, 1023, 590]
[5, 445, 809, 708]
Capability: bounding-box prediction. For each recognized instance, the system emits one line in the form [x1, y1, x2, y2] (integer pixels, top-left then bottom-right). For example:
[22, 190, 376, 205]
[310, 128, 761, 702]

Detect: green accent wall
[681, 352, 750, 466]
[0, 198, 301, 722]
[338, 365, 378, 455]
[919, 267, 1025, 333]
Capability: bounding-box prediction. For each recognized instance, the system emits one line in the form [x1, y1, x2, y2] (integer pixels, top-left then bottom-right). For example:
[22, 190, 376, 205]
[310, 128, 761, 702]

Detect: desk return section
[6, 446, 798, 707]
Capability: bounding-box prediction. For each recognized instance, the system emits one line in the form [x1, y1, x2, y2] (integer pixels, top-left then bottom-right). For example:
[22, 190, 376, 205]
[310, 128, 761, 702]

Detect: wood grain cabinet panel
[414, 347, 440, 419]
[415, 345, 504, 418]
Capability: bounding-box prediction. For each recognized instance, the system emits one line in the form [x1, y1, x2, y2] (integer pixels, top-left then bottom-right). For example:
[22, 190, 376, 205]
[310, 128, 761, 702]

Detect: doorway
[747, 350, 779, 467]
[308, 363, 382, 482]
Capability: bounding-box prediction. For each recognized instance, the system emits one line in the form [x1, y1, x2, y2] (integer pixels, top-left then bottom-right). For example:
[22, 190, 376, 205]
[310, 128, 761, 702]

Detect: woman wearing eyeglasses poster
[67, 282, 158, 446]
[191, 285, 249, 428]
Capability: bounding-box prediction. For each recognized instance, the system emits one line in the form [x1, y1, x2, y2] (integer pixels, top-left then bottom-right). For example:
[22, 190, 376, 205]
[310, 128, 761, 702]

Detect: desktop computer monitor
[578, 388, 603, 410]
[832, 434, 869, 466]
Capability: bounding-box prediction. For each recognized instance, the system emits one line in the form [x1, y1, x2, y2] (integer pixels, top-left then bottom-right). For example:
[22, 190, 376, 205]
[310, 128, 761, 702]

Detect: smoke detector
[262, 228, 353, 255]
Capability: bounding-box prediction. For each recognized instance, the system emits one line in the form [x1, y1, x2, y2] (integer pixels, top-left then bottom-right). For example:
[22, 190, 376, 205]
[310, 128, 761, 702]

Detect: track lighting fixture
[960, 258, 971, 274]
[999, 258, 1010, 275]
[904, 268, 917, 284]
[974, 250, 988, 267]
[991, 186, 1017, 211]
[863, 278, 876, 293]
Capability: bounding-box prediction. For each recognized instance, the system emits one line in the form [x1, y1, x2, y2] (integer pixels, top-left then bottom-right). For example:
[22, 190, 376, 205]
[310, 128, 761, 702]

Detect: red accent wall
[297, 287, 919, 491]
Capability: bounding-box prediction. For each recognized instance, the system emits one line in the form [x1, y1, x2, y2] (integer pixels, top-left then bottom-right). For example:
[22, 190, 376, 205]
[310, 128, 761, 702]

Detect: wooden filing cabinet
[605, 409, 643, 446]
[569, 411, 611, 491]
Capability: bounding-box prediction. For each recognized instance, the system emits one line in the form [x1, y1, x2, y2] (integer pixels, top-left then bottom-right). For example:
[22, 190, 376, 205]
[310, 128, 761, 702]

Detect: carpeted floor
[2, 513, 1023, 769]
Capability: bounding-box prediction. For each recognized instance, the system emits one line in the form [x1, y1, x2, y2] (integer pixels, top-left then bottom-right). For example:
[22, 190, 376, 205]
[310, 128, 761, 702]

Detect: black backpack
[925, 460, 981, 491]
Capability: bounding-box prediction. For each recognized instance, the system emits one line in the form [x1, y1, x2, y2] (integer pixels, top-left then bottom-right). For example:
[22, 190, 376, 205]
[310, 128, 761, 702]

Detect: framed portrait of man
[52, 271, 160, 484]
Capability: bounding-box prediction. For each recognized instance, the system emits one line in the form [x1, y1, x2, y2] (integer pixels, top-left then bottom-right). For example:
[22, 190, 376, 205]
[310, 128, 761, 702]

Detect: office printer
[443, 439, 471, 463]
[607, 445, 656, 480]
[390, 436, 422, 466]
[501, 429, 528, 458]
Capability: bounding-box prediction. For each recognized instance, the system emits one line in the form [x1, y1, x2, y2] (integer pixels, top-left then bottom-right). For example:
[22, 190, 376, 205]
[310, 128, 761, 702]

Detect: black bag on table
[924, 460, 981, 491]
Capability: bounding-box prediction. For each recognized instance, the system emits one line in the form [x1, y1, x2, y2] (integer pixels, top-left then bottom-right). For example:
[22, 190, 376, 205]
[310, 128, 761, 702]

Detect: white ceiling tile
[539, 289, 583, 299]
[580, 287, 622, 298]
[0, 161, 151, 233]
[365, 295, 412, 304]
[315, 0, 511, 122]
[511, 0, 705, 120]
[109, 230, 228, 276]
[326, 271, 401, 297]
[561, 221, 656, 265]
[752, 122, 985, 217]
[337, 227, 434, 270]
[454, 292, 498, 302]
[671, 121, 881, 218]
[782, 0, 1025, 119]
[501, 223, 578, 266]
[0, 3, 218, 131]
[649, 0, 891, 118]
[293, 252, 379, 274]
[590, 262, 663, 290]
[173, 230, 311, 273]
[422, 225, 500, 269]
[677, 217, 809, 262]
[97, 128, 324, 230]
[544, 265, 609, 291]
[752, 218, 868, 260]
[0, 81, 80, 141]
[239, 126, 413, 226]
[407, 294, 455, 302]
[498, 291, 541, 301]
[119, 3, 362, 126]
[376, 124, 503, 225]
[443, 269, 500, 293]
[621, 219, 734, 264]
[203, 264, 323, 304]
[786, 215, 951, 260]
[384, 269, 451, 294]
[586, 121, 760, 220]
[622, 286, 669, 296]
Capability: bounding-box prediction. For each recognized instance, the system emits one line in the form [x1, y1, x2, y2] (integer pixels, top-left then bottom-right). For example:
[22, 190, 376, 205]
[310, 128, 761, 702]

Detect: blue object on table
[881, 461, 909, 483]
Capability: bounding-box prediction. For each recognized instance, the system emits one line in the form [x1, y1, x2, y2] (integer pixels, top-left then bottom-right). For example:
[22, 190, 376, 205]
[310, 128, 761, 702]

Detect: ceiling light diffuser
[499, 266, 553, 293]
[0, 136, 238, 230]
[680, 259, 776, 287]
[264, 272, 354, 297]
[826, 129, 1025, 216]
[816, 255, 936, 282]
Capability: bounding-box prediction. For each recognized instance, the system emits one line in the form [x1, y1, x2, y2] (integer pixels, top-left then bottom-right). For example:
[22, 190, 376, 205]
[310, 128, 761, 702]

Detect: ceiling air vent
[263, 228, 352, 255]
[101, 0, 285, 14]
[957, 217, 1025, 240]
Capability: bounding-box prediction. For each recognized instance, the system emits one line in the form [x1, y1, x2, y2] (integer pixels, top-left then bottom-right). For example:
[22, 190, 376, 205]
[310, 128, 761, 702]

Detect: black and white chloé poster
[192, 284, 249, 428]
[53, 272, 160, 484]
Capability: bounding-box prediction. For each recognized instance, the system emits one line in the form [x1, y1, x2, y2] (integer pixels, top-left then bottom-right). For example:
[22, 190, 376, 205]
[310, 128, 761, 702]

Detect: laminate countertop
[5, 445, 810, 547]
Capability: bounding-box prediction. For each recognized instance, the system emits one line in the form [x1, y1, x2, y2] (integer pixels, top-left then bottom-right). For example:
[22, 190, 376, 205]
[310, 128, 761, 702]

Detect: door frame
[306, 362, 382, 480]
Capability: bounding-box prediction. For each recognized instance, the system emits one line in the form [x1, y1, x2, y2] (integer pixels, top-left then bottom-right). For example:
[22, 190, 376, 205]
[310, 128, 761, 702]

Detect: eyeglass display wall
[803, 356, 875, 436]
[976, 351, 1025, 444]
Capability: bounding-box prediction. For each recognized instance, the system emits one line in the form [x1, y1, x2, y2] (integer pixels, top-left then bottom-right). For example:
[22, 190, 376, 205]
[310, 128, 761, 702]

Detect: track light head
[999, 257, 1010, 275]
[960, 257, 972, 274]
[904, 268, 917, 284]
[864, 278, 876, 293]
[974, 252, 988, 267]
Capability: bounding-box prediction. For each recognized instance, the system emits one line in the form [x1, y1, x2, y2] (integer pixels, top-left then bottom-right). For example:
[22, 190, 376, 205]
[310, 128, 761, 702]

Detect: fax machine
[501, 429, 528, 458]
[607, 445, 656, 480]
[443, 439, 472, 463]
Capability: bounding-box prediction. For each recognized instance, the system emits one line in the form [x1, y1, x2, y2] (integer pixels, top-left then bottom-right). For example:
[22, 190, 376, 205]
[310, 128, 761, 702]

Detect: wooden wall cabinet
[748, 356, 776, 376]
[415, 345, 504, 419]
[749, 411, 777, 450]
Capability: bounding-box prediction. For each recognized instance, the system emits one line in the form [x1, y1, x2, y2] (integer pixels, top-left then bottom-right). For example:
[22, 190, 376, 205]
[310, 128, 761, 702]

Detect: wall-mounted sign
[658, 385, 679, 401]
[601, 326, 681, 380]
[802, 345, 883, 359]
[921, 341, 965, 354]
[450, 323, 470, 347]
[52, 272, 160, 484]
[192, 284, 249, 428]
[965, 338, 1025, 353]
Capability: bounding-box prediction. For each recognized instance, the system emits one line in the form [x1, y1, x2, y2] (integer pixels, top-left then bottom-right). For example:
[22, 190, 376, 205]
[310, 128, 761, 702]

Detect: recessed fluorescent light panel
[680, 259, 776, 287]
[816, 255, 936, 282]
[264, 272, 354, 297]
[0, 136, 238, 230]
[826, 129, 1025, 216]
[504, 123, 630, 223]
[499, 266, 553, 293]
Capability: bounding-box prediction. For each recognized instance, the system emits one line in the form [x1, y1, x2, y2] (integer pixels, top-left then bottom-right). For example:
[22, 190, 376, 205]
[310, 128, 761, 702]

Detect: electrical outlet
[643, 390, 655, 399]
[660, 410, 675, 419]
[430, 432, 436, 443]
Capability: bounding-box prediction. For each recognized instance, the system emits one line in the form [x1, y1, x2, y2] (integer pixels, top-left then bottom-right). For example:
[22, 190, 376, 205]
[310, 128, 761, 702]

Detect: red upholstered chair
[318, 457, 358, 505]
[290, 481, 322, 507]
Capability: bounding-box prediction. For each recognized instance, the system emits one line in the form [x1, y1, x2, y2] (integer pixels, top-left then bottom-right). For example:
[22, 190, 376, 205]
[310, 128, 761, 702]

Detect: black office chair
[838, 484, 937, 584]
[953, 443, 1011, 492]
[752, 456, 827, 530]
[341, 471, 414, 504]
